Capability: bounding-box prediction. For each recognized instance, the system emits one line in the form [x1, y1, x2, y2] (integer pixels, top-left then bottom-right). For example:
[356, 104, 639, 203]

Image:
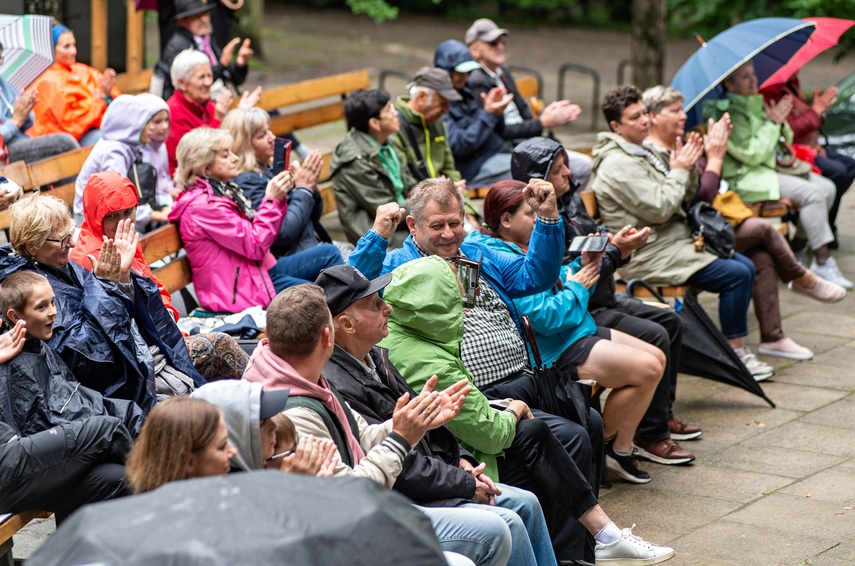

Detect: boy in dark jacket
[0, 272, 144, 438]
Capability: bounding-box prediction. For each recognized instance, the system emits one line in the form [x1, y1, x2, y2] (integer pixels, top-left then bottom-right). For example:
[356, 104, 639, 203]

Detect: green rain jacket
[392, 96, 461, 182]
[703, 92, 793, 203]
[380, 256, 517, 481]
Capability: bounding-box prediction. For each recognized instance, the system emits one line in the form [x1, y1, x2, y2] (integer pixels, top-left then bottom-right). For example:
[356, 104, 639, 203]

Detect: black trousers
[592, 295, 683, 442]
[0, 416, 131, 523]
[481, 373, 603, 563]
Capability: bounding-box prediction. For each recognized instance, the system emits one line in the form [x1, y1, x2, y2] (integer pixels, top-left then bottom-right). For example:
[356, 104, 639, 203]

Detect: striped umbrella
[0, 14, 54, 92]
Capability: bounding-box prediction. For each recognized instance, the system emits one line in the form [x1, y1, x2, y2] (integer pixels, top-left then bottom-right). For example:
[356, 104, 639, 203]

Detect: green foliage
[345, 0, 399, 23]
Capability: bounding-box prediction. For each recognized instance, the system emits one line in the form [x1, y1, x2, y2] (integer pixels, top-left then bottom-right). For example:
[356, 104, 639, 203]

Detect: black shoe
[605, 439, 652, 484]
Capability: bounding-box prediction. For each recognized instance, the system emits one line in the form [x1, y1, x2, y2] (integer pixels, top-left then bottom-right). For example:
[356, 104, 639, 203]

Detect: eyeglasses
[487, 38, 505, 48]
[44, 234, 73, 249]
[379, 102, 396, 117]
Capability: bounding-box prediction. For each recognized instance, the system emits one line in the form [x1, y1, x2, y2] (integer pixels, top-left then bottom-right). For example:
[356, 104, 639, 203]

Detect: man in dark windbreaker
[511, 136, 702, 466]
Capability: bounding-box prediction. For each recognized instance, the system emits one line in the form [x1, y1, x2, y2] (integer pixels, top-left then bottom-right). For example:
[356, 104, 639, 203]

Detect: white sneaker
[595, 524, 675, 565]
[758, 338, 814, 360]
[735, 347, 774, 382]
[810, 257, 854, 290]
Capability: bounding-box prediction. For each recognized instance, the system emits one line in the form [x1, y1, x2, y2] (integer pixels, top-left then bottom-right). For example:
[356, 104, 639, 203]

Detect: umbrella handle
[624, 278, 668, 304]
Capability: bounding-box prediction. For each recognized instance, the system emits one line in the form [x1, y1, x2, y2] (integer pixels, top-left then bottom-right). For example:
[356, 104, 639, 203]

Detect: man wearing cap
[464, 18, 593, 188]
[331, 89, 419, 248]
[241, 284, 521, 566]
[193, 380, 292, 472]
[153, 0, 253, 100]
[317, 264, 558, 566]
[435, 39, 515, 187]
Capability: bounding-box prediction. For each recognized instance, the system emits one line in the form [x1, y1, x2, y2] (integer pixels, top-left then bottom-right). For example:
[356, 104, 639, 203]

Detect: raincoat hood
[192, 380, 266, 472]
[100, 94, 168, 146]
[591, 131, 642, 173]
[383, 256, 463, 356]
[434, 40, 475, 75]
[511, 137, 567, 182]
[70, 171, 144, 269]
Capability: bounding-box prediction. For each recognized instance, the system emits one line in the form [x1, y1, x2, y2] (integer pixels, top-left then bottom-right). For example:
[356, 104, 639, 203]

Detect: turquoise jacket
[703, 92, 793, 203]
[467, 231, 597, 368]
[380, 256, 517, 481]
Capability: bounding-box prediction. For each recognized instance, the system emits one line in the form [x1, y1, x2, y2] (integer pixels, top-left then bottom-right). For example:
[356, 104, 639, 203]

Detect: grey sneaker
[595, 524, 675, 565]
[736, 347, 774, 382]
[810, 257, 854, 290]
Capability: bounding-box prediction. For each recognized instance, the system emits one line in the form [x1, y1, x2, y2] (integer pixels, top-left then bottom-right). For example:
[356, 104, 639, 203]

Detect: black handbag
[520, 315, 592, 430]
[127, 152, 159, 210]
[686, 201, 735, 259]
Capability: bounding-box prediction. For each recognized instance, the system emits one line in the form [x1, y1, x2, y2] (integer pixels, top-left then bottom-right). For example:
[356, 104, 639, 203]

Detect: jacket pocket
[232, 267, 240, 304]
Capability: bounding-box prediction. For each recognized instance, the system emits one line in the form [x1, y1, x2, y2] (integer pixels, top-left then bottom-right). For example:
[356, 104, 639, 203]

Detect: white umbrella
[0, 14, 54, 92]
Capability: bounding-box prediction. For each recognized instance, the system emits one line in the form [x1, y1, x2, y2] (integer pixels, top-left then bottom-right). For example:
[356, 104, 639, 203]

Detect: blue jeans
[492, 484, 557, 566]
[268, 243, 343, 292]
[685, 252, 755, 339]
[417, 505, 512, 566]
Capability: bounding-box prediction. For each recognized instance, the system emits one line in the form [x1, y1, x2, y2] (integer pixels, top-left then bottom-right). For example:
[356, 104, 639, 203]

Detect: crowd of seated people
[5, 11, 855, 566]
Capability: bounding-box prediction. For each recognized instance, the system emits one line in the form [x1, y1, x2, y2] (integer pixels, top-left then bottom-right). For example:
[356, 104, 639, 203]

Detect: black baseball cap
[315, 265, 393, 316]
[259, 389, 290, 419]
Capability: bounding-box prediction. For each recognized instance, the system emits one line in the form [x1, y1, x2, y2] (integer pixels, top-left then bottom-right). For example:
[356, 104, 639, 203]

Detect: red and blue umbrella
[671, 17, 816, 129]
[0, 14, 54, 92]
[761, 17, 855, 88]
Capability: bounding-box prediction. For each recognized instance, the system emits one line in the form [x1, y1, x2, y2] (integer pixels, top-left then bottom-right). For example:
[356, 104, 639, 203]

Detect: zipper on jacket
[258, 264, 273, 301]
[233, 267, 240, 304]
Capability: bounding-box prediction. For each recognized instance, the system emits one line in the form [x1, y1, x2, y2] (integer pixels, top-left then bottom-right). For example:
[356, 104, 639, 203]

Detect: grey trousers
[777, 172, 836, 250]
[7, 133, 79, 165]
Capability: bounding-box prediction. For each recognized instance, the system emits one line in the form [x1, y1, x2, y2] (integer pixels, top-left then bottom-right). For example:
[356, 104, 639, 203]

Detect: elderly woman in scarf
[169, 127, 341, 313]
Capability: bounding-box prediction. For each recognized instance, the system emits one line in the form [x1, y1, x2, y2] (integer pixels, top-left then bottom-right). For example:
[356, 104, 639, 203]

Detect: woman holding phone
[168, 128, 341, 313]
[471, 180, 668, 483]
[222, 108, 345, 262]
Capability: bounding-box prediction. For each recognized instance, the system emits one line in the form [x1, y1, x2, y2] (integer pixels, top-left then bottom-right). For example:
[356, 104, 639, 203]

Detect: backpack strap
[396, 109, 429, 181]
[284, 394, 355, 467]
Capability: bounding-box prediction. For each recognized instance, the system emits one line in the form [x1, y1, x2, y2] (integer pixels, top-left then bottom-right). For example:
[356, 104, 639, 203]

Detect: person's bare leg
[577, 330, 663, 452]
[579, 504, 611, 535]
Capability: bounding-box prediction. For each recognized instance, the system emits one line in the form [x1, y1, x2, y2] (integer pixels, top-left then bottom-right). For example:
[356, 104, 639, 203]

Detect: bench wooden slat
[255, 70, 370, 110]
[269, 103, 347, 138]
[152, 256, 193, 294]
[28, 147, 93, 188]
[115, 68, 153, 95]
[0, 161, 32, 190]
[516, 75, 539, 100]
[0, 510, 50, 542]
[140, 223, 184, 264]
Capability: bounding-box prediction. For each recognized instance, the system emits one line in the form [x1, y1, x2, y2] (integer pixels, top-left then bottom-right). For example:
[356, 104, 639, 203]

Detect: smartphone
[568, 235, 608, 253]
[272, 137, 292, 175]
[454, 257, 481, 308]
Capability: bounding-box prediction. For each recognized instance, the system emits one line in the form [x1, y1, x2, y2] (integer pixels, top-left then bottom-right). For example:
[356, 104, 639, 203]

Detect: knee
[319, 243, 344, 263]
[633, 350, 664, 385]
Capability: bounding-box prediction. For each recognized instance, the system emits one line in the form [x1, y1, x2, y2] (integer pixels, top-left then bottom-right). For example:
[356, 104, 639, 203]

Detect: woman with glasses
[0, 186, 206, 414]
[0, 40, 79, 165]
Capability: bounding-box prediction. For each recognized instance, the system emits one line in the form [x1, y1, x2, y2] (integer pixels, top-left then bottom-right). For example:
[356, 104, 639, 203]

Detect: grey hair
[642, 85, 684, 115]
[170, 49, 212, 87]
[409, 85, 435, 99]
[174, 127, 233, 190]
[409, 178, 464, 222]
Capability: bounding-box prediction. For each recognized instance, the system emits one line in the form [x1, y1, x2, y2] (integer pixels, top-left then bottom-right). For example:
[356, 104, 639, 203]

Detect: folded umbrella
[671, 17, 816, 130]
[0, 14, 53, 92]
[761, 17, 855, 89]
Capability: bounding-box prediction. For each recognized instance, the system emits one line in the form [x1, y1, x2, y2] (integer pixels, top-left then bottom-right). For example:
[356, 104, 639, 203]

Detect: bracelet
[504, 407, 520, 422]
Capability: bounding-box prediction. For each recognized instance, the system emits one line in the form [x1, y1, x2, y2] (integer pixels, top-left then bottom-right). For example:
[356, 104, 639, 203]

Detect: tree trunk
[631, 0, 666, 90]
[240, 0, 265, 60]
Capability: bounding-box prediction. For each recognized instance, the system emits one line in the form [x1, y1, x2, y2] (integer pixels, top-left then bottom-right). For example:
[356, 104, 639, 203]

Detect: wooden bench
[115, 68, 153, 95]
[0, 511, 51, 566]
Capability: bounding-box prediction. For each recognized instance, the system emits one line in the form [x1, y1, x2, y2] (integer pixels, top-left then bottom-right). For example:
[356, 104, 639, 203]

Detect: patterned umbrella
[0, 14, 54, 92]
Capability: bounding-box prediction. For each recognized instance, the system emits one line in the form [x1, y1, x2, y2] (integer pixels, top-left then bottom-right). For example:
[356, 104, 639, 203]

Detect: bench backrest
[115, 68, 154, 95]
[139, 223, 193, 294]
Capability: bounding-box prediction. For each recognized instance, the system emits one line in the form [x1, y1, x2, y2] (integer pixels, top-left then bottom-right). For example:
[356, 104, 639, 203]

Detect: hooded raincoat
[191, 380, 268, 472]
[70, 171, 179, 320]
[591, 131, 716, 285]
[167, 178, 286, 313]
[28, 62, 121, 140]
[380, 256, 518, 480]
[74, 94, 172, 226]
[0, 338, 144, 438]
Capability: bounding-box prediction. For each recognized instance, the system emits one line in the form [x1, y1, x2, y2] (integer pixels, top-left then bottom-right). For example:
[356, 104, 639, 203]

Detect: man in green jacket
[331, 89, 418, 248]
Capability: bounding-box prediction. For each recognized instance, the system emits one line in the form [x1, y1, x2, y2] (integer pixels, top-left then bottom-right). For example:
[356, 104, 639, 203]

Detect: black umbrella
[626, 280, 775, 408]
[27, 471, 446, 566]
